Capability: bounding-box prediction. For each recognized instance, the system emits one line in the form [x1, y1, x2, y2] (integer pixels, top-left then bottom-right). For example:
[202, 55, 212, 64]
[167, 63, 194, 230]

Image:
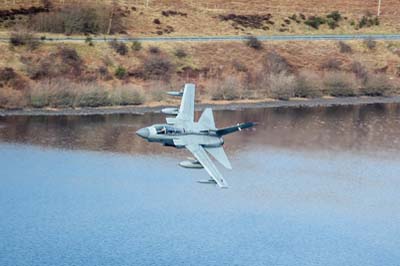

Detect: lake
[1, 103, 400, 266]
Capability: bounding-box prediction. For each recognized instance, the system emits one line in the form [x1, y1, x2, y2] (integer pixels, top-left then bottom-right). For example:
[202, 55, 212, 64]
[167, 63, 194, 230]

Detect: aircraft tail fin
[198, 108, 216, 130]
[204, 146, 232, 169]
[216, 122, 257, 136]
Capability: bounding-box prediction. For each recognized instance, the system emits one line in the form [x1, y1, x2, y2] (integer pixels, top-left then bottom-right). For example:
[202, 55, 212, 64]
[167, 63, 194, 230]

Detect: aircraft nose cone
[136, 128, 150, 138]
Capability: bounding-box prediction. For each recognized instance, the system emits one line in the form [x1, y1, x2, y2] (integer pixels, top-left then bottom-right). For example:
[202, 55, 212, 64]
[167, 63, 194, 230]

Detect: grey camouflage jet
[136, 83, 256, 188]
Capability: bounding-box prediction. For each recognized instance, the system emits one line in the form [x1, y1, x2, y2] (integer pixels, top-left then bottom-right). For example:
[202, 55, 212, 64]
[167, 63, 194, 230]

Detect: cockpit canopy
[155, 125, 184, 135]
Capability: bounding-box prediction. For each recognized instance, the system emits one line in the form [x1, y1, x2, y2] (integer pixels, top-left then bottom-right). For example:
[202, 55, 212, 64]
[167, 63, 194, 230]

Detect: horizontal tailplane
[216, 122, 257, 136]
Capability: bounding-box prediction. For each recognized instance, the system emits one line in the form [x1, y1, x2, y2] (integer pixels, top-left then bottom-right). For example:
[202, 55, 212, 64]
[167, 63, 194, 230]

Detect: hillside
[0, 0, 400, 110]
[0, 0, 399, 36]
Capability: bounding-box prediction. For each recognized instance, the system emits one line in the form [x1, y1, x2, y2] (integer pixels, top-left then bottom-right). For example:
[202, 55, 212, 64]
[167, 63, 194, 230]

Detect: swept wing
[166, 83, 195, 127]
[186, 144, 229, 188]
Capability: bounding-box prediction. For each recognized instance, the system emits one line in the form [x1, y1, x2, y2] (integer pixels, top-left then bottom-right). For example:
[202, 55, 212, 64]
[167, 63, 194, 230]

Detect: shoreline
[1, 96, 400, 117]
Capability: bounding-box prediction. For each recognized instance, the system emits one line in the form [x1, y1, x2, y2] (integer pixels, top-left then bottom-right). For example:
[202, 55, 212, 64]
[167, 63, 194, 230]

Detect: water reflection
[0, 103, 400, 156]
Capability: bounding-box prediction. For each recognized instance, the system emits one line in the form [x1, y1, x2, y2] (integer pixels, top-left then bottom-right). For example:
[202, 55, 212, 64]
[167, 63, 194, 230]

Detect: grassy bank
[1, 35, 400, 110]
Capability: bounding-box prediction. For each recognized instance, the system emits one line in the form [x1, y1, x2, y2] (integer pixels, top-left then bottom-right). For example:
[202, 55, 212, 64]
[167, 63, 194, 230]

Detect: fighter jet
[136, 83, 256, 188]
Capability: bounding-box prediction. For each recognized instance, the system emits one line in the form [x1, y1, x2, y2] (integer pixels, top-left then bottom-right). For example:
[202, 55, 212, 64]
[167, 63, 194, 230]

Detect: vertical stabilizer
[198, 108, 216, 130]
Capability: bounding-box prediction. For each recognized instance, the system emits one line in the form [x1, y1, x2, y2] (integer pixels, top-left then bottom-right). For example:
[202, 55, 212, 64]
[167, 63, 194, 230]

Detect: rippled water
[1, 104, 400, 266]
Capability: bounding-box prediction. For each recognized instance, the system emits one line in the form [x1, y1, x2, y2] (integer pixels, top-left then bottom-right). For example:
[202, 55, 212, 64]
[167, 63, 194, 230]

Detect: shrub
[351, 61, 368, 82]
[321, 58, 342, 71]
[74, 84, 110, 107]
[98, 66, 112, 80]
[209, 76, 242, 101]
[149, 46, 160, 54]
[29, 84, 49, 108]
[338, 41, 352, 53]
[48, 87, 76, 107]
[364, 38, 376, 50]
[0, 88, 28, 109]
[85, 36, 94, 46]
[174, 48, 187, 58]
[109, 85, 145, 105]
[360, 74, 394, 96]
[358, 15, 379, 29]
[294, 71, 323, 98]
[265, 72, 296, 100]
[232, 60, 248, 72]
[0, 67, 17, 82]
[29, 80, 115, 108]
[305, 16, 326, 29]
[326, 18, 339, 30]
[327, 11, 342, 22]
[323, 71, 358, 96]
[115, 66, 127, 79]
[131, 41, 142, 51]
[58, 46, 83, 76]
[9, 31, 40, 50]
[262, 51, 292, 74]
[0, 67, 27, 90]
[109, 40, 128, 55]
[246, 36, 263, 50]
[142, 56, 173, 80]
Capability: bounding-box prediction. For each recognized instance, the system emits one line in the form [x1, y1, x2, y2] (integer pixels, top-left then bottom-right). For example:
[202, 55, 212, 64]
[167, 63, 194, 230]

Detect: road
[1, 34, 400, 43]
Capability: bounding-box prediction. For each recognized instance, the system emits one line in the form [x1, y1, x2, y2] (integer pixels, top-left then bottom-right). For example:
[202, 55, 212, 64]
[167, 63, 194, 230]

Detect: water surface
[1, 104, 399, 266]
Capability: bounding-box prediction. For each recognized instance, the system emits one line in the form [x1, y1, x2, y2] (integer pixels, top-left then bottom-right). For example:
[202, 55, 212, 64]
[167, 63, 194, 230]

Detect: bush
[0, 88, 28, 109]
[109, 85, 145, 105]
[142, 56, 173, 80]
[174, 48, 187, 58]
[360, 74, 394, 96]
[351, 61, 368, 82]
[232, 60, 248, 72]
[74, 84, 110, 107]
[358, 15, 379, 29]
[209, 76, 242, 101]
[323, 72, 358, 96]
[9, 31, 40, 50]
[265, 72, 296, 100]
[338, 41, 352, 53]
[305, 16, 326, 29]
[131, 41, 142, 51]
[364, 38, 376, 50]
[29, 80, 115, 108]
[246, 36, 263, 50]
[149, 46, 160, 54]
[25, 47, 82, 79]
[294, 71, 323, 98]
[321, 58, 342, 71]
[262, 51, 292, 74]
[114, 66, 127, 80]
[327, 11, 342, 22]
[85, 36, 94, 46]
[326, 18, 339, 29]
[98, 66, 112, 80]
[0, 67, 27, 91]
[109, 40, 128, 55]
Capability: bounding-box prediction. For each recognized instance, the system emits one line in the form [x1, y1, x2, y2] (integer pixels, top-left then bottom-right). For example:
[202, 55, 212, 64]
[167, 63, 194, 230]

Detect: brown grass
[1, 0, 399, 36]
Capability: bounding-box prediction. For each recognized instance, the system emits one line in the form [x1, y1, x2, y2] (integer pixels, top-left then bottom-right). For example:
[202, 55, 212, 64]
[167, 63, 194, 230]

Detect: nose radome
[136, 128, 150, 138]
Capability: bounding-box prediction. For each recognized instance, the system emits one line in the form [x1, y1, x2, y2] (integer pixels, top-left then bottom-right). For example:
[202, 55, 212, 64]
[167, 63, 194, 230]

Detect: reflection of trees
[1, 103, 400, 155]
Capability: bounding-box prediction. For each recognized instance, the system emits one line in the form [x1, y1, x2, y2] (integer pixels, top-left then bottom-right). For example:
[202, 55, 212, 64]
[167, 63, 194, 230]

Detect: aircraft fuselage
[136, 124, 224, 148]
